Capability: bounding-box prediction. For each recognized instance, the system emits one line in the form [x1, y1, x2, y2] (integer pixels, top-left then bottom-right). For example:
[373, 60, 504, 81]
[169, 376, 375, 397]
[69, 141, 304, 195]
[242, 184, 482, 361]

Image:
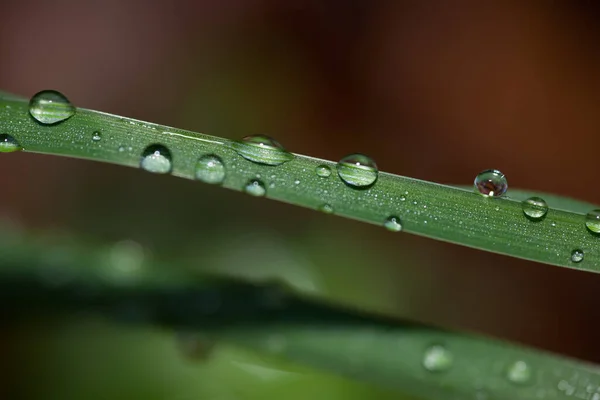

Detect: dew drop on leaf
[521, 197, 548, 221]
[474, 169, 507, 197]
[571, 249, 584, 263]
[506, 360, 532, 384]
[336, 154, 378, 188]
[319, 204, 334, 214]
[316, 165, 332, 178]
[384, 216, 403, 232]
[92, 131, 102, 142]
[422, 344, 453, 372]
[585, 209, 600, 234]
[140, 144, 172, 174]
[232, 134, 293, 166]
[0, 134, 22, 153]
[195, 154, 226, 185]
[244, 178, 266, 197]
[29, 90, 75, 125]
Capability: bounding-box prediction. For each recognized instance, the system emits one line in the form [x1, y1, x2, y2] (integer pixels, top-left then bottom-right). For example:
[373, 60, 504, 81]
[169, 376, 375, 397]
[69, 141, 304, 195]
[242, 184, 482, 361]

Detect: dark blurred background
[1, 1, 600, 399]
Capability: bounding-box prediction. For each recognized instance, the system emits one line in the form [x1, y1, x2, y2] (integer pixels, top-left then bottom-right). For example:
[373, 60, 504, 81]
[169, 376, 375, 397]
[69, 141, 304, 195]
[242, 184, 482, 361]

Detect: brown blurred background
[1, 1, 600, 399]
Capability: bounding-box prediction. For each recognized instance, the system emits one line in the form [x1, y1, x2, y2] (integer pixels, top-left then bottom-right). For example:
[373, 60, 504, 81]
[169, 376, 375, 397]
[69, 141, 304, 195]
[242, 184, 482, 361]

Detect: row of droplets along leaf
[474, 169, 598, 263]
[6, 90, 600, 243]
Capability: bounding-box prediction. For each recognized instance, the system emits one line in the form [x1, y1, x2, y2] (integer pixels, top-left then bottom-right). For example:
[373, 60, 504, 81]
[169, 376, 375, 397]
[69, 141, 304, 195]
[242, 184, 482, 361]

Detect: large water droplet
[316, 165, 332, 178]
[92, 131, 102, 142]
[585, 209, 600, 234]
[384, 216, 403, 232]
[506, 360, 532, 384]
[571, 249, 584, 263]
[336, 154, 378, 188]
[319, 204, 334, 214]
[244, 179, 266, 197]
[522, 197, 548, 221]
[0, 134, 22, 152]
[474, 169, 507, 197]
[232, 135, 293, 166]
[29, 90, 75, 125]
[140, 144, 172, 174]
[195, 154, 226, 184]
[422, 345, 453, 372]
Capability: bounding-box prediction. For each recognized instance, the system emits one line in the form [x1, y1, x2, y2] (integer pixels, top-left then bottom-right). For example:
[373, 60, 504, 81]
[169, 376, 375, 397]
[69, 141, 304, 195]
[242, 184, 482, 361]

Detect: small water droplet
[140, 144, 172, 174]
[319, 204, 334, 214]
[316, 165, 332, 178]
[399, 196, 406, 201]
[232, 134, 293, 166]
[195, 154, 226, 184]
[506, 360, 532, 384]
[29, 90, 75, 125]
[384, 216, 403, 232]
[422, 345, 453, 372]
[0, 134, 22, 152]
[336, 154, 378, 188]
[244, 179, 266, 197]
[474, 169, 507, 197]
[294, 179, 300, 185]
[571, 249, 584, 263]
[522, 197, 548, 221]
[118, 146, 126, 152]
[585, 209, 600, 234]
[92, 131, 102, 142]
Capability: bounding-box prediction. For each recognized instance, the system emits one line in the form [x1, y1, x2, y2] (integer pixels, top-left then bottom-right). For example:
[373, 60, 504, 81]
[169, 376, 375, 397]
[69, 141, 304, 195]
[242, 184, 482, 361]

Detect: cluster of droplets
[473, 169, 597, 264]
[11, 90, 600, 248]
[422, 344, 534, 387]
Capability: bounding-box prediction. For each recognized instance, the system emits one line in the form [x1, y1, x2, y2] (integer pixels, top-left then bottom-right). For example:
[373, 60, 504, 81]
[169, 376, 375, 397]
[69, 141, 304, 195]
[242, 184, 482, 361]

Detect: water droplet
[384, 216, 403, 232]
[92, 131, 102, 142]
[0, 134, 22, 152]
[232, 134, 293, 166]
[506, 360, 532, 384]
[118, 146, 126, 152]
[244, 179, 266, 197]
[522, 197, 548, 220]
[294, 179, 300, 185]
[195, 154, 226, 184]
[29, 90, 75, 125]
[474, 169, 507, 197]
[585, 209, 600, 234]
[140, 144, 172, 174]
[316, 165, 332, 178]
[336, 154, 378, 188]
[422, 345, 453, 372]
[571, 249, 584, 263]
[319, 204, 334, 214]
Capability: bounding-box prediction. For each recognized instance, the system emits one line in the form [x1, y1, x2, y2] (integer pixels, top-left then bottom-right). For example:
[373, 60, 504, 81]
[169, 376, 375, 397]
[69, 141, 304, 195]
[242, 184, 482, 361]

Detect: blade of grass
[0, 92, 598, 271]
[3, 228, 600, 400]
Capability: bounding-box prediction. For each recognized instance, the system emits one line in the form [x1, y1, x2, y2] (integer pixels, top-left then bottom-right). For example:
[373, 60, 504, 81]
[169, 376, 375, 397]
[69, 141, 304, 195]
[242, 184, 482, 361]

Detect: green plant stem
[1, 230, 599, 400]
[1, 94, 598, 271]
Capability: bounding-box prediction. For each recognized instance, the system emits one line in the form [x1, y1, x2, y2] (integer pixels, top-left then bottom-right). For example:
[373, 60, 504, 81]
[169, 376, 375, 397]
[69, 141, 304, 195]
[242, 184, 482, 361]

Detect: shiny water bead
[422, 345, 453, 372]
[92, 131, 102, 142]
[336, 154, 379, 188]
[571, 249, 584, 263]
[232, 135, 293, 166]
[195, 154, 226, 184]
[140, 144, 172, 174]
[474, 169, 508, 197]
[585, 209, 600, 234]
[384, 216, 403, 232]
[29, 90, 75, 125]
[316, 165, 332, 178]
[319, 204, 334, 214]
[244, 179, 266, 197]
[0, 134, 22, 152]
[506, 360, 532, 384]
[521, 197, 548, 221]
